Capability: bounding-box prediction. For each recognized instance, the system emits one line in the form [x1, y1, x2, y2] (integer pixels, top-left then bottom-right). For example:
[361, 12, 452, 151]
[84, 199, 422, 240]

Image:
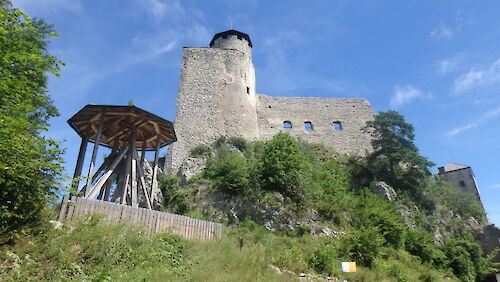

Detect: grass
[0, 215, 455, 281]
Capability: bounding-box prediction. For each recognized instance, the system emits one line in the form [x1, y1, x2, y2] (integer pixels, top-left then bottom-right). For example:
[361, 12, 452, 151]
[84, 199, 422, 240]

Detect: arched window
[283, 121, 292, 129]
[304, 121, 313, 131]
[332, 121, 342, 131]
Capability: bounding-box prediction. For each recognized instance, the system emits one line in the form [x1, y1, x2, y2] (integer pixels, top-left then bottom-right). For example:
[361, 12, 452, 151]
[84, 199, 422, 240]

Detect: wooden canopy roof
[68, 105, 176, 150]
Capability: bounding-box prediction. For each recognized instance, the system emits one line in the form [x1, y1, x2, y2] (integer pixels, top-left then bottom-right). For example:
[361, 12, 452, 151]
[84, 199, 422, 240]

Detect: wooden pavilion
[67, 104, 176, 209]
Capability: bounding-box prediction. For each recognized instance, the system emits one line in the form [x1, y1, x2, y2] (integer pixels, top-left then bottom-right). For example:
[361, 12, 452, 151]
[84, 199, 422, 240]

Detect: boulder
[178, 157, 207, 183]
[369, 181, 397, 201]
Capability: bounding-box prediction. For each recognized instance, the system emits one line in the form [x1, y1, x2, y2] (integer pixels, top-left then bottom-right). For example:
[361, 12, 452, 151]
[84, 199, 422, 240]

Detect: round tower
[209, 29, 252, 56]
[166, 30, 259, 174]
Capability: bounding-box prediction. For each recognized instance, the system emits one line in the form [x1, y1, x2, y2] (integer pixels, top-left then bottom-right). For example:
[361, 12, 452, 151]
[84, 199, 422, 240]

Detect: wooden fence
[58, 196, 222, 240]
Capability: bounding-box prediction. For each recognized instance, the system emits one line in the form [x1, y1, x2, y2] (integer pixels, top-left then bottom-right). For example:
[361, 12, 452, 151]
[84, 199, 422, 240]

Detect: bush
[260, 132, 308, 202]
[404, 229, 445, 267]
[342, 226, 384, 267]
[189, 145, 212, 158]
[227, 137, 247, 152]
[353, 189, 406, 249]
[308, 244, 338, 275]
[158, 175, 191, 214]
[205, 152, 250, 195]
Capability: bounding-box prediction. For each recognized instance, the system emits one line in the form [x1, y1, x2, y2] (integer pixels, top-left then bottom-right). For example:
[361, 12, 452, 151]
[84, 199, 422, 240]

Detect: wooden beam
[84, 113, 104, 197]
[86, 146, 129, 200]
[134, 148, 152, 209]
[71, 136, 88, 193]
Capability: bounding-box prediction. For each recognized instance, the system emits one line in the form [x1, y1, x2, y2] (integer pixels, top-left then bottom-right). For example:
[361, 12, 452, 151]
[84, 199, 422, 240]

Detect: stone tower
[166, 30, 259, 172]
[437, 162, 484, 205]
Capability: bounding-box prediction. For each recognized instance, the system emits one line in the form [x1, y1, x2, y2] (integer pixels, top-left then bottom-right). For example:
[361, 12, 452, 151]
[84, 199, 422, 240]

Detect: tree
[0, 1, 64, 234]
[364, 111, 434, 187]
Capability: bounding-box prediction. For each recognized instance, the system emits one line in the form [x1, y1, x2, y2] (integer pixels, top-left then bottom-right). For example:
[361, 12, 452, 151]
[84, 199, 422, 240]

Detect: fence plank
[60, 197, 220, 240]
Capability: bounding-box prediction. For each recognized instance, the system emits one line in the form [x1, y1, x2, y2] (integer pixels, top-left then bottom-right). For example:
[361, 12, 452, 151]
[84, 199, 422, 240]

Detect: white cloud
[135, 0, 185, 25]
[445, 106, 500, 137]
[430, 24, 454, 40]
[454, 58, 500, 93]
[490, 184, 500, 189]
[11, 0, 82, 15]
[390, 85, 429, 108]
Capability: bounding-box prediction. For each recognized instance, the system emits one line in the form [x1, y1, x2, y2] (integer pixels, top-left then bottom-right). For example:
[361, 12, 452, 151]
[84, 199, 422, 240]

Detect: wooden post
[121, 146, 132, 205]
[57, 194, 70, 222]
[71, 137, 88, 194]
[151, 137, 160, 197]
[130, 129, 138, 207]
[85, 113, 104, 197]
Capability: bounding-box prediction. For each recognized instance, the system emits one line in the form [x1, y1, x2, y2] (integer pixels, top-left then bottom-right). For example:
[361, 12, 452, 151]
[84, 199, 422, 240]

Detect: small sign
[341, 262, 357, 272]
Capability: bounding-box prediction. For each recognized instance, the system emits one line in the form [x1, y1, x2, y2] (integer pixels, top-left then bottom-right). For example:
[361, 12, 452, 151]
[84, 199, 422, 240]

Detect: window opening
[332, 121, 342, 131]
[246, 87, 250, 94]
[459, 180, 466, 187]
[304, 121, 313, 131]
[283, 121, 292, 129]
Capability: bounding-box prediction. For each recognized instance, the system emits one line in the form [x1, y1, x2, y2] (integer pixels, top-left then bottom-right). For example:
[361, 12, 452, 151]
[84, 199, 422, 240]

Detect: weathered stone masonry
[166, 30, 375, 173]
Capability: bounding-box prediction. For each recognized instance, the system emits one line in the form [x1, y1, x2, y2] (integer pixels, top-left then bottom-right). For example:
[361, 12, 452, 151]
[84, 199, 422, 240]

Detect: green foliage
[205, 151, 250, 195]
[440, 239, 492, 282]
[0, 217, 192, 280]
[353, 189, 406, 249]
[0, 2, 64, 234]
[189, 144, 212, 158]
[227, 137, 247, 152]
[404, 229, 446, 267]
[341, 226, 385, 267]
[158, 175, 191, 214]
[260, 132, 308, 201]
[308, 244, 338, 275]
[365, 111, 434, 196]
[424, 177, 485, 220]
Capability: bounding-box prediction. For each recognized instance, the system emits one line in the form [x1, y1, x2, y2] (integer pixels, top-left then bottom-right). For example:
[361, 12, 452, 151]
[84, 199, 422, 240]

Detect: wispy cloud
[445, 106, 500, 137]
[430, 11, 470, 40]
[135, 0, 185, 25]
[11, 0, 82, 15]
[490, 184, 500, 189]
[390, 85, 430, 108]
[454, 58, 500, 93]
[437, 55, 464, 75]
[430, 24, 454, 40]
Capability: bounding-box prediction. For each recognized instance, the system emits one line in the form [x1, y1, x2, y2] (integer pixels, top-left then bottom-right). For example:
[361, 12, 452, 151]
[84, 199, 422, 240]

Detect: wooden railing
[58, 196, 222, 240]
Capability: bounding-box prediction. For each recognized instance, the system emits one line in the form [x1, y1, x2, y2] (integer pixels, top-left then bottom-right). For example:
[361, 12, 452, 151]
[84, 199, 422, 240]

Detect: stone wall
[443, 168, 483, 203]
[256, 94, 374, 155]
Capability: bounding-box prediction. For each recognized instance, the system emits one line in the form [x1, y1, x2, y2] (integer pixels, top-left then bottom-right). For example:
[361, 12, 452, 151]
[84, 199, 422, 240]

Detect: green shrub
[189, 145, 212, 158]
[158, 175, 191, 214]
[404, 229, 446, 267]
[260, 132, 309, 202]
[227, 137, 247, 152]
[341, 226, 384, 267]
[308, 244, 338, 275]
[205, 152, 250, 195]
[354, 189, 406, 249]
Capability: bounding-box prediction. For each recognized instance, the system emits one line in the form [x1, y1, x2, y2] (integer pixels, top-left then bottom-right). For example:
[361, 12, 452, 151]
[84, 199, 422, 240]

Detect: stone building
[437, 162, 483, 204]
[165, 30, 375, 173]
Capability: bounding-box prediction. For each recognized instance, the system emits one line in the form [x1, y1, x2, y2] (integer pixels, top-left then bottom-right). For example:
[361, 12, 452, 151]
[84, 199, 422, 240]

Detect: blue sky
[12, 0, 500, 225]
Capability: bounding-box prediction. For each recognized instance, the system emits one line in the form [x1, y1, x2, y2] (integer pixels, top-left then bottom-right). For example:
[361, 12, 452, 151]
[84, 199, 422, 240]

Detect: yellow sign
[341, 262, 357, 272]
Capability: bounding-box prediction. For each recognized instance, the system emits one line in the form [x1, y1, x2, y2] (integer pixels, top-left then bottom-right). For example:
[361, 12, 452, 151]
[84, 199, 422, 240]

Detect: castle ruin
[166, 30, 375, 173]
